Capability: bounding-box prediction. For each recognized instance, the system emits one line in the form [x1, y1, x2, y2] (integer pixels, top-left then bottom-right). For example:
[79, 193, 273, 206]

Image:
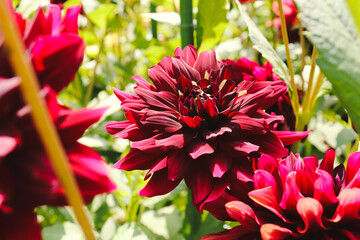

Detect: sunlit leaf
[295, 0, 360, 133]
[346, 0, 360, 33]
[197, 0, 228, 51]
[87, 4, 117, 30]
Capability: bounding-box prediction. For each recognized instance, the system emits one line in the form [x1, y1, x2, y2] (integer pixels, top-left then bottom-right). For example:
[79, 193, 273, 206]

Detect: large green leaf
[87, 4, 117, 30]
[197, 0, 228, 51]
[347, 0, 360, 32]
[235, 1, 291, 87]
[295, 0, 360, 132]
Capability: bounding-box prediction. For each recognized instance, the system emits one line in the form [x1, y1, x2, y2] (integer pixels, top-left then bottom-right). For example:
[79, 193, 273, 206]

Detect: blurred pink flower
[0, 3, 84, 92]
[106, 45, 307, 210]
[202, 150, 360, 239]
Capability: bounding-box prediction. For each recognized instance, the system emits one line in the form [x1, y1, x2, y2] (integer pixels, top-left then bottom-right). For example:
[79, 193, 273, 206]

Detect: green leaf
[87, 4, 117, 30]
[42, 222, 85, 240]
[346, 0, 360, 33]
[295, 0, 360, 132]
[235, 2, 291, 87]
[197, 0, 228, 51]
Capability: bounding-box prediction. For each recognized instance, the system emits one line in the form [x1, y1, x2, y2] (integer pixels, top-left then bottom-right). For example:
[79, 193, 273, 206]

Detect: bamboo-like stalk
[277, 0, 300, 113]
[180, 0, 194, 48]
[0, 2, 95, 240]
[150, 3, 158, 40]
[298, 21, 306, 88]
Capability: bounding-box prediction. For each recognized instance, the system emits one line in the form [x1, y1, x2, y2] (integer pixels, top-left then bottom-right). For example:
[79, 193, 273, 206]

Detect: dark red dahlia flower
[0, 3, 84, 92]
[223, 58, 295, 130]
[202, 150, 360, 240]
[0, 78, 116, 239]
[106, 45, 307, 210]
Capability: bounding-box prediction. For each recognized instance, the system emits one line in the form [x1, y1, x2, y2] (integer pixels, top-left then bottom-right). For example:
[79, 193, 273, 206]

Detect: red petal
[114, 148, 161, 171]
[279, 172, 303, 213]
[139, 168, 181, 197]
[193, 50, 220, 78]
[345, 151, 360, 185]
[331, 188, 360, 222]
[204, 98, 219, 118]
[296, 198, 326, 234]
[181, 115, 202, 128]
[175, 45, 198, 67]
[230, 113, 268, 134]
[187, 139, 215, 159]
[148, 65, 177, 93]
[225, 201, 262, 229]
[319, 149, 335, 176]
[200, 225, 258, 240]
[253, 132, 289, 158]
[260, 224, 294, 240]
[167, 150, 192, 181]
[313, 169, 338, 208]
[31, 35, 84, 92]
[273, 130, 310, 146]
[186, 167, 213, 204]
[208, 152, 232, 178]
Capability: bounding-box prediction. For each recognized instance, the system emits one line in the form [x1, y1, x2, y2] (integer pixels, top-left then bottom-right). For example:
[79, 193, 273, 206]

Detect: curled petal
[139, 168, 181, 197]
[345, 151, 360, 185]
[319, 149, 336, 176]
[187, 139, 215, 159]
[208, 152, 232, 178]
[279, 172, 303, 213]
[225, 201, 262, 229]
[273, 130, 310, 146]
[331, 188, 360, 222]
[260, 224, 294, 240]
[314, 169, 338, 208]
[296, 198, 326, 234]
[193, 49, 220, 78]
[200, 225, 258, 240]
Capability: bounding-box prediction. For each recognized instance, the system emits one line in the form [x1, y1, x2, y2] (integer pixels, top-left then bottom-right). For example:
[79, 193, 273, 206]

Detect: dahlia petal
[31, 35, 84, 92]
[175, 45, 198, 67]
[260, 224, 294, 240]
[0, 208, 42, 240]
[208, 152, 232, 178]
[60, 6, 81, 34]
[186, 167, 213, 204]
[253, 170, 279, 198]
[200, 225, 257, 240]
[181, 115, 202, 128]
[0, 77, 20, 99]
[57, 107, 106, 144]
[199, 178, 228, 211]
[319, 149, 336, 176]
[148, 65, 177, 93]
[345, 151, 360, 185]
[145, 157, 167, 179]
[203, 125, 232, 140]
[279, 172, 303, 213]
[114, 148, 161, 171]
[188, 139, 215, 159]
[230, 141, 260, 156]
[296, 198, 326, 234]
[115, 124, 152, 141]
[105, 120, 132, 135]
[225, 201, 262, 229]
[134, 87, 176, 110]
[142, 111, 182, 132]
[113, 87, 136, 101]
[24, 8, 47, 46]
[167, 150, 192, 181]
[155, 133, 192, 149]
[45, 4, 61, 35]
[204, 98, 219, 118]
[131, 75, 156, 91]
[193, 50, 220, 78]
[158, 56, 177, 78]
[178, 74, 193, 95]
[256, 154, 278, 174]
[273, 130, 310, 146]
[230, 113, 268, 134]
[249, 186, 287, 221]
[172, 57, 201, 82]
[203, 192, 233, 221]
[238, 87, 275, 114]
[253, 132, 289, 158]
[314, 169, 338, 208]
[0, 125, 20, 159]
[139, 168, 181, 197]
[331, 188, 360, 222]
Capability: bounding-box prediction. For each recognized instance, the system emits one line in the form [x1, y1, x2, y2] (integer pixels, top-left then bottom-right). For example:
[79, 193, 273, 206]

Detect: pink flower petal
[187, 139, 215, 159]
[296, 198, 326, 234]
[225, 201, 262, 229]
[279, 172, 303, 213]
[260, 224, 294, 240]
[273, 130, 310, 146]
[148, 65, 177, 93]
[319, 149, 336, 176]
[208, 152, 232, 178]
[314, 169, 338, 208]
[193, 50, 220, 78]
[331, 188, 360, 222]
[345, 151, 360, 185]
[200, 225, 258, 240]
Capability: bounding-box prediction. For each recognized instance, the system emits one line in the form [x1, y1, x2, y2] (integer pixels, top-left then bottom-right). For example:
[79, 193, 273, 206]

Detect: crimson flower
[271, 0, 299, 42]
[106, 45, 307, 210]
[0, 4, 115, 240]
[238, 0, 256, 3]
[223, 58, 295, 130]
[202, 150, 360, 239]
[0, 2, 84, 92]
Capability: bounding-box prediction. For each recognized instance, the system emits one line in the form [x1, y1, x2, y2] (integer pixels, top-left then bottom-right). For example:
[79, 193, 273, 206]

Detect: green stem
[150, 3, 158, 40]
[277, 0, 300, 117]
[298, 21, 306, 89]
[268, 0, 276, 49]
[302, 48, 317, 113]
[180, 0, 194, 48]
[308, 71, 324, 112]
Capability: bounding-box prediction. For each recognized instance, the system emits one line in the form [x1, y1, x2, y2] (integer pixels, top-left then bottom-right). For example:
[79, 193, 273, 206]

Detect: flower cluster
[0, 4, 115, 239]
[106, 45, 307, 211]
[202, 150, 360, 239]
[223, 57, 295, 130]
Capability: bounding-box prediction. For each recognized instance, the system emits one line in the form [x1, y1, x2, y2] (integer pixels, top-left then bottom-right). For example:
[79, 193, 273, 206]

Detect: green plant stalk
[308, 71, 324, 112]
[301, 47, 318, 113]
[150, 3, 158, 40]
[0, 2, 95, 240]
[298, 21, 306, 88]
[180, 0, 194, 48]
[277, 0, 300, 118]
[268, 0, 276, 49]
